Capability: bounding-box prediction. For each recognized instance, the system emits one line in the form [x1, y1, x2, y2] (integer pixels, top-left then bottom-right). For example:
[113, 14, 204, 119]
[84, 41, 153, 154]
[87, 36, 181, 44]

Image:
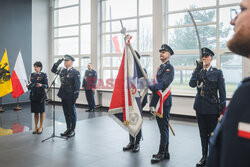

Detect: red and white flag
[11, 51, 28, 98]
[109, 35, 147, 137]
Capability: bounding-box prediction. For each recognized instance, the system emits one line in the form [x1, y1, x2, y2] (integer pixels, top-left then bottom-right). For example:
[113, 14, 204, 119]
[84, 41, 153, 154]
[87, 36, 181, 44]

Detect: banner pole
[169, 122, 175, 136]
[14, 97, 22, 111]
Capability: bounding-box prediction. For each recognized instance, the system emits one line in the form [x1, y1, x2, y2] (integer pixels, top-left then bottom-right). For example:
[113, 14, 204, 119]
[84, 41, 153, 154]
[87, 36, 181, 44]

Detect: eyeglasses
[230, 8, 240, 20]
[230, 6, 245, 20]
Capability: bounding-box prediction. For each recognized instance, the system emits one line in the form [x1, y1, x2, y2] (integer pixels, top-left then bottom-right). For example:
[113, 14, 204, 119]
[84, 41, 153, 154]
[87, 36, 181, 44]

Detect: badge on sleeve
[238, 122, 250, 139]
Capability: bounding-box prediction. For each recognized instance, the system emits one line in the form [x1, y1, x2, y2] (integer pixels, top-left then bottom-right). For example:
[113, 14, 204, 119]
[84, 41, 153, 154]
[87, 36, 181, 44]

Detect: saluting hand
[195, 60, 203, 72]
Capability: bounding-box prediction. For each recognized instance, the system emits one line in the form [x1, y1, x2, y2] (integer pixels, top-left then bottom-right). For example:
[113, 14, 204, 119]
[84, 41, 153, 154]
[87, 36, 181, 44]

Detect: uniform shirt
[82, 69, 97, 90]
[189, 66, 226, 115]
[150, 61, 174, 107]
[28, 72, 48, 102]
[207, 77, 250, 167]
[57, 67, 80, 100]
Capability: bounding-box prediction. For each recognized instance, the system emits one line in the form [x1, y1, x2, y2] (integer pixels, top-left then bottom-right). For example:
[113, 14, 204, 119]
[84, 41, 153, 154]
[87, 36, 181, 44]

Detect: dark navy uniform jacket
[28, 72, 48, 102]
[150, 61, 174, 107]
[82, 69, 97, 90]
[58, 67, 80, 100]
[207, 77, 250, 167]
[189, 66, 226, 115]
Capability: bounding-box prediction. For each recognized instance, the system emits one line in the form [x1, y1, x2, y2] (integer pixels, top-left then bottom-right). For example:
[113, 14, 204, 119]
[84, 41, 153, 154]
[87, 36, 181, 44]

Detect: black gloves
[195, 60, 203, 72]
[51, 58, 64, 73]
[55, 58, 64, 66]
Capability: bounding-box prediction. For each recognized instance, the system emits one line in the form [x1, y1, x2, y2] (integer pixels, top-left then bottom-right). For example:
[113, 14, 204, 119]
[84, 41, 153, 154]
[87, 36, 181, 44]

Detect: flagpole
[13, 97, 22, 111]
[124, 34, 129, 126]
[0, 97, 4, 112]
[128, 42, 150, 85]
[169, 122, 175, 136]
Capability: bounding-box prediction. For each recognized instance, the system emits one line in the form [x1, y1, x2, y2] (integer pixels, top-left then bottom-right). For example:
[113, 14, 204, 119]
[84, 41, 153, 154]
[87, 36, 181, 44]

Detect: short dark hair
[34, 61, 43, 70]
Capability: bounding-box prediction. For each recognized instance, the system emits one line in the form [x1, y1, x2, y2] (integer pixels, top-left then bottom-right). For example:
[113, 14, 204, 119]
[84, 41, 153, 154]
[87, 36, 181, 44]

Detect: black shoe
[123, 142, 134, 151]
[152, 152, 170, 159]
[165, 152, 170, 159]
[132, 143, 140, 153]
[32, 129, 38, 134]
[152, 153, 170, 159]
[151, 152, 165, 163]
[37, 128, 43, 135]
[86, 109, 91, 112]
[196, 155, 206, 167]
[60, 129, 70, 136]
[67, 130, 75, 138]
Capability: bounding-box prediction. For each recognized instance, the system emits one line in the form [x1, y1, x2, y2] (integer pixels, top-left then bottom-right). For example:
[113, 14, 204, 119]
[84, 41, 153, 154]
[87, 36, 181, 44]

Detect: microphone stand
[42, 70, 67, 142]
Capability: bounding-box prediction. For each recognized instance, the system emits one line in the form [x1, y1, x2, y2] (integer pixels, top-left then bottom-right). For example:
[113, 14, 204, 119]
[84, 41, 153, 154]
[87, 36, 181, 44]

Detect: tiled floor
[0, 103, 202, 167]
[0, 103, 108, 133]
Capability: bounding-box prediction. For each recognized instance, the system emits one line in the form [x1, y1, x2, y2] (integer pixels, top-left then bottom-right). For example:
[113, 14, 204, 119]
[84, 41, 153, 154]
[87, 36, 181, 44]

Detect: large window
[164, 0, 242, 96]
[53, 0, 91, 85]
[100, 0, 153, 89]
[51, 0, 243, 97]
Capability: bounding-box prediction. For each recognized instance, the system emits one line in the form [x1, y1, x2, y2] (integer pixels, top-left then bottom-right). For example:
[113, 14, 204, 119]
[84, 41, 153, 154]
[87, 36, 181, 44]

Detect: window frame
[52, 0, 92, 86]
[164, 0, 242, 96]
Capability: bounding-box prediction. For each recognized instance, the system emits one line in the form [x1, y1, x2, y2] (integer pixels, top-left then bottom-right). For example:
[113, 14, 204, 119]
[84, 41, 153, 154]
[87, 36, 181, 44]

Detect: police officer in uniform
[28, 61, 48, 135]
[51, 54, 80, 138]
[207, 1, 250, 166]
[82, 63, 97, 112]
[149, 44, 175, 163]
[189, 48, 226, 167]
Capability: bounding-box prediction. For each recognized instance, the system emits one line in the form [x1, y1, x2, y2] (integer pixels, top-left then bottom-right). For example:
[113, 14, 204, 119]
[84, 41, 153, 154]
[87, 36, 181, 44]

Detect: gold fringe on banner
[153, 111, 163, 118]
[123, 121, 130, 126]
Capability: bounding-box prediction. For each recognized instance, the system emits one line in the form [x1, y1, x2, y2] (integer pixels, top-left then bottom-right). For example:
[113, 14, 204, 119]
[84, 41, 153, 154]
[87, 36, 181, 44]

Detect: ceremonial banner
[109, 36, 147, 137]
[0, 49, 13, 97]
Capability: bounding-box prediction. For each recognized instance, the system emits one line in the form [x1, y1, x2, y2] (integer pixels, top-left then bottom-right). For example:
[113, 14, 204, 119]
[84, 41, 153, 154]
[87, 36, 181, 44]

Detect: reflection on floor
[0, 103, 202, 167]
[0, 103, 108, 136]
[0, 103, 192, 136]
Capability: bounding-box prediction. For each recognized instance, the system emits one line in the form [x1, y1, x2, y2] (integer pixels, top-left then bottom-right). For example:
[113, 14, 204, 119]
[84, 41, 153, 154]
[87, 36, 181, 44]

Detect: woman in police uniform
[27, 62, 48, 134]
[189, 48, 226, 167]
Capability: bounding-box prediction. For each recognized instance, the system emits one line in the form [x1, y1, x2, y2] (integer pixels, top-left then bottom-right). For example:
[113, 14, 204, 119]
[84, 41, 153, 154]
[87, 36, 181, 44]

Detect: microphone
[56, 67, 63, 74]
